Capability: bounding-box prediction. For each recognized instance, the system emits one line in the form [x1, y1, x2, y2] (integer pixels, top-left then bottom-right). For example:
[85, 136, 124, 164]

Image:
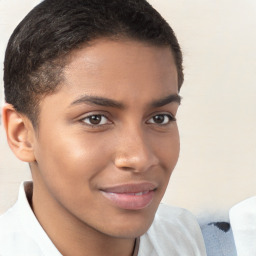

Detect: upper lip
[100, 182, 157, 194]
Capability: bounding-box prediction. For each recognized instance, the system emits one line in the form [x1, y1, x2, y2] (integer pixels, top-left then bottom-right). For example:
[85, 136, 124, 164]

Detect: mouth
[100, 182, 157, 210]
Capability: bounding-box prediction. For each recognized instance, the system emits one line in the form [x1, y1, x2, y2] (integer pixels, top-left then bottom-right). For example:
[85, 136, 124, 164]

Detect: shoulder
[0, 203, 20, 234]
[153, 204, 203, 240]
[0, 203, 43, 256]
[139, 204, 207, 256]
[156, 203, 201, 229]
[200, 221, 237, 256]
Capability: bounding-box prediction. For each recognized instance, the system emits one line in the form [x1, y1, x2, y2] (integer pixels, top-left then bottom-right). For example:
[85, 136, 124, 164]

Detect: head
[3, 0, 183, 242]
[4, 0, 183, 127]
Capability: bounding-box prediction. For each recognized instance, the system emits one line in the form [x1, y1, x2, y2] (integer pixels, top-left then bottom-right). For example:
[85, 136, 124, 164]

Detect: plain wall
[1, 0, 256, 217]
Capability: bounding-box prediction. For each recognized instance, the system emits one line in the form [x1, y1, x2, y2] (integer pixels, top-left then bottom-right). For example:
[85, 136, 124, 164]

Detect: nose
[114, 126, 159, 173]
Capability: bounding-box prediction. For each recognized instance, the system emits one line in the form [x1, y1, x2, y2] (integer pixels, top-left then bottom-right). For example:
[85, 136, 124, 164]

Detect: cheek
[34, 130, 114, 190]
[33, 133, 115, 213]
[155, 127, 180, 169]
[156, 127, 180, 197]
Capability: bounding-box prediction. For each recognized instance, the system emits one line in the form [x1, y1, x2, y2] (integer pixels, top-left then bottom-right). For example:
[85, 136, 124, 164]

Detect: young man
[0, 0, 206, 255]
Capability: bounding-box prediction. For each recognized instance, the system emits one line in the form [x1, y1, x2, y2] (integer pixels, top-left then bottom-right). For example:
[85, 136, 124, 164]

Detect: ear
[2, 104, 36, 162]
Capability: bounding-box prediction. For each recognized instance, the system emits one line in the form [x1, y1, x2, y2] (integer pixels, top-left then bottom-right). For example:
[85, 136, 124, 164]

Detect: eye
[82, 115, 110, 126]
[147, 114, 176, 125]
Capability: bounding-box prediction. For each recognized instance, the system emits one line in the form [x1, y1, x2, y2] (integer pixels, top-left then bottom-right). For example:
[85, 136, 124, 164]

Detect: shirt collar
[17, 181, 62, 256]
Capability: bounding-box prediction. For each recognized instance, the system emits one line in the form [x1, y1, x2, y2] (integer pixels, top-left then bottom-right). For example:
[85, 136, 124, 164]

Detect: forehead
[63, 39, 177, 94]
[39, 39, 179, 116]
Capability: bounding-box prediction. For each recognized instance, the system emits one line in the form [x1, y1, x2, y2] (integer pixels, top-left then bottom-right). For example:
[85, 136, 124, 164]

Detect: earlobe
[2, 104, 36, 162]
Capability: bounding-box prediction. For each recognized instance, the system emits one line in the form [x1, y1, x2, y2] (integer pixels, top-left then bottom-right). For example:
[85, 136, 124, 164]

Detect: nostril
[114, 152, 158, 173]
[113, 136, 159, 172]
[120, 166, 134, 171]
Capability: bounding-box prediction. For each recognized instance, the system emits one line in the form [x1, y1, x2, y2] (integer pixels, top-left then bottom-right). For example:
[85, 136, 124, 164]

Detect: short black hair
[4, 0, 183, 127]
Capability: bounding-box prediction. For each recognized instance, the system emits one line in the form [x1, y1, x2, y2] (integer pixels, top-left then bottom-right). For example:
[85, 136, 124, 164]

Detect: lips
[100, 182, 157, 210]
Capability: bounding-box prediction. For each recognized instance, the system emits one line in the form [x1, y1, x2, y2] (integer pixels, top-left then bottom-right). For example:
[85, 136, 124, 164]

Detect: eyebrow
[151, 94, 181, 108]
[70, 93, 181, 109]
[70, 95, 125, 109]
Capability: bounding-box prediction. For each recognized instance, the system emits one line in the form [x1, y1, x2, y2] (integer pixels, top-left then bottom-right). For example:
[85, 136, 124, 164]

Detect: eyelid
[79, 112, 113, 126]
[146, 112, 176, 125]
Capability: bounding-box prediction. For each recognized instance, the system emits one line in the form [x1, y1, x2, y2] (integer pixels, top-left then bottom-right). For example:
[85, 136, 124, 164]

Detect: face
[31, 39, 180, 238]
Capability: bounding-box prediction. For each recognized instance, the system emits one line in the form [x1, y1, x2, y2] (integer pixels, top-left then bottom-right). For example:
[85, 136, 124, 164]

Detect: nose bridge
[114, 122, 158, 172]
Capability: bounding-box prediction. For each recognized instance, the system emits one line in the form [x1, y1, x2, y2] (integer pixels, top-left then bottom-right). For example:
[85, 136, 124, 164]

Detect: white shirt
[229, 196, 256, 256]
[0, 182, 206, 256]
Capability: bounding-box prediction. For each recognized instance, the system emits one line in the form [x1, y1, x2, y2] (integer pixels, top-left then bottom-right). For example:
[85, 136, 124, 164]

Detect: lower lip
[101, 190, 155, 210]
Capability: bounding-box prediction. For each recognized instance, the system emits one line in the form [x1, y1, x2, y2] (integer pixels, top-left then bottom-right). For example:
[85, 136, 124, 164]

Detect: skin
[3, 39, 180, 256]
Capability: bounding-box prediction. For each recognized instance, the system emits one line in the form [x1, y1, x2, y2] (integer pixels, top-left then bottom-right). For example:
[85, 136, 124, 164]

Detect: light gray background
[1, 0, 256, 217]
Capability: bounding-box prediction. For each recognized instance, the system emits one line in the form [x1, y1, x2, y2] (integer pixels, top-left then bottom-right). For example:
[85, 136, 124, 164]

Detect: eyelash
[81, 114, 111, 127]
[80, 113, 176, 127]
[146, 114, 176, 125]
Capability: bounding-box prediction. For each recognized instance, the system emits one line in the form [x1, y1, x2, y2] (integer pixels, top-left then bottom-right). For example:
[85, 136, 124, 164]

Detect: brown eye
[89, 115, 102, 124]
[82, 115, 109, 126]
[147, 114, 175, 125]
[153, 115, 165, 124]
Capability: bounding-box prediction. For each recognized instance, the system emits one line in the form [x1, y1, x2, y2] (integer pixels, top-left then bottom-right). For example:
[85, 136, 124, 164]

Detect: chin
[100, 209, 156, 239]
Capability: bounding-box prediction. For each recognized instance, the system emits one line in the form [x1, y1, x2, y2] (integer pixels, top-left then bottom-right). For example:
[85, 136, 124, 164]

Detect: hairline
[29, 36, 180, 129]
